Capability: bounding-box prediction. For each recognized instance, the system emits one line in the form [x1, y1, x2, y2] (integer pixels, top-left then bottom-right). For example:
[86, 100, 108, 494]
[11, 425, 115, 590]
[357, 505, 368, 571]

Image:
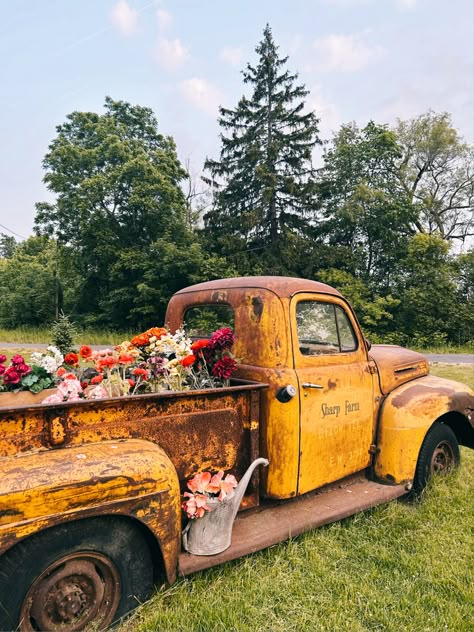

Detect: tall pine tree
[204, 25, 321, 274]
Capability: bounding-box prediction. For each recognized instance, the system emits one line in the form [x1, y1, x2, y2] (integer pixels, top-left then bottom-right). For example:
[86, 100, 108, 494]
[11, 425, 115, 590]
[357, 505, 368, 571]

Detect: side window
[183, 305, 235, 337]
[296, 301, 357, 355]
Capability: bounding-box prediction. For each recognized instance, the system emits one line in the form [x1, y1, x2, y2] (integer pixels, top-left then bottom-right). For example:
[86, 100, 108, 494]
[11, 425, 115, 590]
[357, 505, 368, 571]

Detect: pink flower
[212, 356, 237, 380]
[187, 471, 212, 494]
[0, 354, 7, 364]
[209, 471, 238, 500]
[182, 492, 212, 519]
[88, 385, 108, 399]
[42, 393, 63, 404]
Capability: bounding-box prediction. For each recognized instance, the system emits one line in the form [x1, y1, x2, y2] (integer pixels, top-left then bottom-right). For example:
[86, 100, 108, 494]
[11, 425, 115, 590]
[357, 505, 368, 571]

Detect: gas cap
[276, 385, 297, 403]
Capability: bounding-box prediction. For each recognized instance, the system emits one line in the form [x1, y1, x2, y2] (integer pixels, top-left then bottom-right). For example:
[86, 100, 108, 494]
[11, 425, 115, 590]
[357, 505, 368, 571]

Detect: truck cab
[166, 276, 474, 497]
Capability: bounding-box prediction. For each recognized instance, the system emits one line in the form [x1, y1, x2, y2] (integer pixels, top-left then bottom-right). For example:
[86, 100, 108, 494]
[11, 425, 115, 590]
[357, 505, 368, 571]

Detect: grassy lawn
[0, 326, 134, 345]
[117, 363, 474, 632]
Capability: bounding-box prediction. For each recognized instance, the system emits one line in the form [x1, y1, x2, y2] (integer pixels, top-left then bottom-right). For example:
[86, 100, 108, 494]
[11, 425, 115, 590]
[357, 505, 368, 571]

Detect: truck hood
[369, 344, 429, 395]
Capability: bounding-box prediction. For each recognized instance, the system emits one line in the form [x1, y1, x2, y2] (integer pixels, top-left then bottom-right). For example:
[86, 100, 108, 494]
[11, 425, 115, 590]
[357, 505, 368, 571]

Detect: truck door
[290, 293, 376, 495]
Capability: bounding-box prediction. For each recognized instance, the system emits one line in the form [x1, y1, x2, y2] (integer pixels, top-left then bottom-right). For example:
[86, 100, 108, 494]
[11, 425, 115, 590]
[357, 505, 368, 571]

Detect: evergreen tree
[204, 25, 321, 273]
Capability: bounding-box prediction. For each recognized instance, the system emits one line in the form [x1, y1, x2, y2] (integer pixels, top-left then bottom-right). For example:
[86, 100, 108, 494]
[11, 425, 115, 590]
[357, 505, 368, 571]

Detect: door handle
[302, 382, 324, 389]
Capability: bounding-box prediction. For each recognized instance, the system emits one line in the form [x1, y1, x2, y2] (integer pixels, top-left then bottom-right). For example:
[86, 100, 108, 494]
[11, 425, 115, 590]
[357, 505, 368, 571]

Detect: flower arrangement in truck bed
[0, 347, 62, 394]
[41, 326, 239, 403]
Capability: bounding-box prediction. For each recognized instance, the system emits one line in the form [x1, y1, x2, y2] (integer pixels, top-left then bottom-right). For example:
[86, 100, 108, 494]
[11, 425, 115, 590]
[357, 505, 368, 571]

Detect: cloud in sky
[313, 33, 384, 72]
[220, 46, 244, 67]
[306, 85, 342, 141]
[110, 0, 138, 37]
[179, 78, 224, 116]
[157, 8, 172, 31]
[153, 37, 190, 70]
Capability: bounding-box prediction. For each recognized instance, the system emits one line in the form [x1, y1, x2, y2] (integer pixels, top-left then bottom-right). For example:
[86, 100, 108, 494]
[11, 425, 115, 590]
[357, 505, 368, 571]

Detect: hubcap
[430, 440, 455, 475]
[20, 552, 121, 631]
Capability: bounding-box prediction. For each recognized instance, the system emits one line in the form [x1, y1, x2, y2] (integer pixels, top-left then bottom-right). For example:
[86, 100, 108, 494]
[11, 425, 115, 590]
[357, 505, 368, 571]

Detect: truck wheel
[0, 517, 153, 632]
[413, 422, 460, 496]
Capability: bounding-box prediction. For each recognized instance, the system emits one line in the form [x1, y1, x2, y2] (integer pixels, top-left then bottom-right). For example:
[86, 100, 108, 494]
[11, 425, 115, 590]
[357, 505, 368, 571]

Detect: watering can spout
[230, 457, 269, 517]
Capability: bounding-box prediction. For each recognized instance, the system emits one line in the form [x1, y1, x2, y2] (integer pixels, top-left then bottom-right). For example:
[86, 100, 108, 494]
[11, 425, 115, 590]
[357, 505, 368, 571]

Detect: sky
[0, 0, 473, 241]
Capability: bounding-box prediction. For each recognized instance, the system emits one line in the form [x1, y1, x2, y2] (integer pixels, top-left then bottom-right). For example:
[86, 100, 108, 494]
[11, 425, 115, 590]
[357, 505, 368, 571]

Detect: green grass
[0, 326, 134, 345]
[117, 363, 474, 632]
[413, 343, 473, 355]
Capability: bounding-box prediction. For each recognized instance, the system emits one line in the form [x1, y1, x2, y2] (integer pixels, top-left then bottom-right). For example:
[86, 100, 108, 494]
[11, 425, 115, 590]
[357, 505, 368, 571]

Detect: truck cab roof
[174, 276, 342, 299]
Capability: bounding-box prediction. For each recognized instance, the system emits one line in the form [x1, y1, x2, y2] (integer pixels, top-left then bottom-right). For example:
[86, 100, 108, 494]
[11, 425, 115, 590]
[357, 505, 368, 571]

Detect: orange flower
[63, 372, 77, 380]
[146, 327, 167, 339]
[191, 339, 210, 351]
[56, 367, 67, 377]
[179, 354, 196, 368]
[79, 345, 93, 359]
[90, 374, 104, 385]
[118, 353, 134, 365]
[131, 333, 150, 347]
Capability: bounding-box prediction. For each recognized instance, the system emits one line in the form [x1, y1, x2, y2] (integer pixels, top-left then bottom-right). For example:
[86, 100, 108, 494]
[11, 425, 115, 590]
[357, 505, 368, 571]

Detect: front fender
[374, 376, 474, 484]
[0, 439, 181, 584]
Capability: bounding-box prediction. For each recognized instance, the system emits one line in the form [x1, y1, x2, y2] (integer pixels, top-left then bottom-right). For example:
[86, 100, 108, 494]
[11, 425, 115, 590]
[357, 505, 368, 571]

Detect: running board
[179, 476, 407, 576]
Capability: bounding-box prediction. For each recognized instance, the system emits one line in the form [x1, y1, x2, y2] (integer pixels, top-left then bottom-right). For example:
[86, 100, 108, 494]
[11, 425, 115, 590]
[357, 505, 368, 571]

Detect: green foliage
[0, 236, 58, 327]
[51, 312, 77, 354]
[33, 97, 222, 328]
[204, 25, 321, 273]
[21, 366, 55, 393]
[0, 234, 17, 258]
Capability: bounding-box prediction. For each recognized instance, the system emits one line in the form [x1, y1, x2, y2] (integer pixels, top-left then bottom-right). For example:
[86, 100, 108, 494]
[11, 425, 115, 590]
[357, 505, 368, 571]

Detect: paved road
[1, 343, 472, 364]
[424, 353, 473, 364]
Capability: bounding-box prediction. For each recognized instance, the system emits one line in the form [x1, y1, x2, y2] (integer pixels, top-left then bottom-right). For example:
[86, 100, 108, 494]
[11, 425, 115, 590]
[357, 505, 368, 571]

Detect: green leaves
[21, 366, 54, 394]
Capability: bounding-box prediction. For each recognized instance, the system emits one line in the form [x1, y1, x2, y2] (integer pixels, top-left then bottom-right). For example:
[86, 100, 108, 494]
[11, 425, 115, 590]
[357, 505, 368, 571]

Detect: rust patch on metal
[251, 296, 264, 322]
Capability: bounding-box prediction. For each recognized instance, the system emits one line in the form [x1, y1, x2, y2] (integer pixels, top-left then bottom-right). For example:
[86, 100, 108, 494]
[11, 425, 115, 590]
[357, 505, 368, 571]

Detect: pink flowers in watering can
[182, 470, 238, 519]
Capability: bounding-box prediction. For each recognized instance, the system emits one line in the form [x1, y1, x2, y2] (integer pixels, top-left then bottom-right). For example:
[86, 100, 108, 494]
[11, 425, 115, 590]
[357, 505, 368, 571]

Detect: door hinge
[368, 444, 379, 455]
[368, 364, 378, 375]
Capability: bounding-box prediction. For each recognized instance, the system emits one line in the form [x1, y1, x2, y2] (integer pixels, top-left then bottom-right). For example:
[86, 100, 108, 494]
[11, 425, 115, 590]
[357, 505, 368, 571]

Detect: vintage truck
[0, 276, 473, 631]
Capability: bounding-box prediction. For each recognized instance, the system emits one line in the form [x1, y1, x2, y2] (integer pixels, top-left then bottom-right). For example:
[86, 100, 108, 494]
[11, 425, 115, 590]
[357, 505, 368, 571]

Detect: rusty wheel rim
[19, 552, 121, 631]
[430, 440, 456, 475]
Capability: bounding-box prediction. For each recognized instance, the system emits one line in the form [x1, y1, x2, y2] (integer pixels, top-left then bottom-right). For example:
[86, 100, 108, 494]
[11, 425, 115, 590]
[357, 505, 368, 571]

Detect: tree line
[1, 25, 473, 346]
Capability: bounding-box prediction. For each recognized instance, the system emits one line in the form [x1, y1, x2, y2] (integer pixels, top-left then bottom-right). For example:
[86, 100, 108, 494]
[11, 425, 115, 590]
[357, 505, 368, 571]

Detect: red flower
[11, 354, 25, 365]
[211, 356, 237, 380]
[127, 379, 136, 388]
[90, 374, 104, 385]
[96, 356, 116, 371]
[208, 328, 235, 351]
[80, 381, 89, 390]
[3, 367, 21, 385]
[15, 363, 31, 376]
[179, 354, 196, 368]
[79, 345, 93, 359]
[64, 352, 79, 366]
[63, 373, 77, 380]
[56, 367, 67, 377]
[118, 353, 134, 365]
[133, 367, 148, 378]
[0, 365, 5, 376]
[191, 339, 210, 352]
[0, 354, 6, 364]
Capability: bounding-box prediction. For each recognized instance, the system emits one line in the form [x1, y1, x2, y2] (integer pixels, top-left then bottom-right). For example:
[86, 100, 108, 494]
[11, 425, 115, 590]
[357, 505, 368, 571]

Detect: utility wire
[0, 223, 26, 240]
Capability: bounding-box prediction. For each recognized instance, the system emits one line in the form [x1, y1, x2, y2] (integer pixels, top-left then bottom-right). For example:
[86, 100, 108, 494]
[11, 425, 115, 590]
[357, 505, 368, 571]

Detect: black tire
[0, 517, 154, 632]
[413, 422, 460, 496]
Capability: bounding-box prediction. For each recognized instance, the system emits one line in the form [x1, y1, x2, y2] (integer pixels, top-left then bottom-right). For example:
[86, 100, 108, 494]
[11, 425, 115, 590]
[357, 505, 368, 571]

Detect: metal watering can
[182, 457, 269, 556]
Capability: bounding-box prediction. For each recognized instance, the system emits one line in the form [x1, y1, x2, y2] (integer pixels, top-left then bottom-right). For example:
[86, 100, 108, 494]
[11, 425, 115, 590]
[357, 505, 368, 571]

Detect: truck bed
[0, 380, 267, 509]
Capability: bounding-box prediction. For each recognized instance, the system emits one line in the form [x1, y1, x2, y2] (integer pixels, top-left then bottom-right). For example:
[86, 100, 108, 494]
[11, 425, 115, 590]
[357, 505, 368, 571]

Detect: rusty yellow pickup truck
[1, 276, 473, 631]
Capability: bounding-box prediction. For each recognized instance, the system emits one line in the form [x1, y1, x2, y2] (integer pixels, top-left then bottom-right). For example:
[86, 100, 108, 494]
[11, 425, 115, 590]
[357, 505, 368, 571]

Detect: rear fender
[374, 376, 474, 484]
[0, 439, 181, 583]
